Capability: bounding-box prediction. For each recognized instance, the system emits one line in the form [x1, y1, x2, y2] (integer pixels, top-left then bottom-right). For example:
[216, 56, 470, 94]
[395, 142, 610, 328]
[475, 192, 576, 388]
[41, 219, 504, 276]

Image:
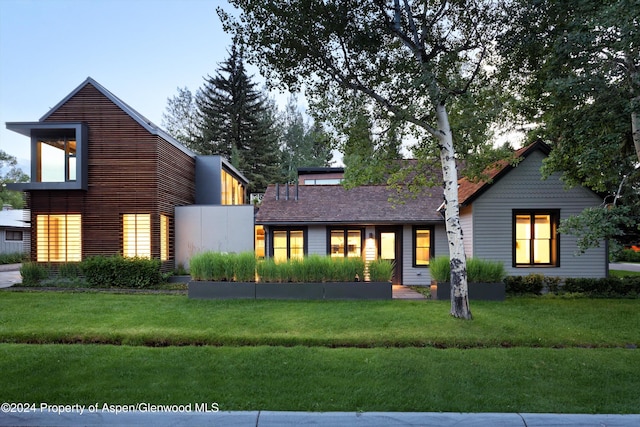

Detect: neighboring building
[0, 206, 30, 255]
[6, 77, 251, 271]
[256, 141, 607, 284]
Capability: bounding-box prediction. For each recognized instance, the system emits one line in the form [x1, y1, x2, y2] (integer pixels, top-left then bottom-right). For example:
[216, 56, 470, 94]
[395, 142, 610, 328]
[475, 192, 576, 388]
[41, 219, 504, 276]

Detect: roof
[40, 77, 195, 157]
[256, 184, 444, 225]
[457, 140, 551, 206]
[0, 209, 29, 228]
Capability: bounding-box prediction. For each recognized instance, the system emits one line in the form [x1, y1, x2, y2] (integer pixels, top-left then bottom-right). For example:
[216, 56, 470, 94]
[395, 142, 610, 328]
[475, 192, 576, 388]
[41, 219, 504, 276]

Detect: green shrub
[58, 262, 82, 279]
[82, 255, 161, 289]
[20, 262, 50, 286]
[368, 259, 394, 282]
[256, 258, 279, 283]
[0, 252, 28, 265]
[255, 255, 365, 283]
[562, 277, 640, 298]
[505, 274, 545, 295]
[615, 249, 640, 263]
[466, 258, 506, 283]
[234, 252, 257, 282]
[430, 256, 451, 282]
[189, 252, 237, 281]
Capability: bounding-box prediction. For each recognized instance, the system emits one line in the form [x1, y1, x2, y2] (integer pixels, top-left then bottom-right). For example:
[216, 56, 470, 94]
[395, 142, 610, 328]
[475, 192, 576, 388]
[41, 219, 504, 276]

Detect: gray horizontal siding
[403, 223, 448, 286]
[470, 150, 606, 278]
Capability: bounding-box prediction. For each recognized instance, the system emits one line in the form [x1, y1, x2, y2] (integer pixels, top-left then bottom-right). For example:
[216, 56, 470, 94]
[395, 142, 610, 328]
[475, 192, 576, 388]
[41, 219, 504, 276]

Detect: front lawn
[0, 292, 638, 413]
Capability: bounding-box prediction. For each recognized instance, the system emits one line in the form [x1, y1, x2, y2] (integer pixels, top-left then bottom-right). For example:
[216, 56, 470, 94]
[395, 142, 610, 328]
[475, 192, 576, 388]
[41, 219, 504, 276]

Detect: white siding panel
[460, 205, 473, 257]
[471, 150, 606, 278]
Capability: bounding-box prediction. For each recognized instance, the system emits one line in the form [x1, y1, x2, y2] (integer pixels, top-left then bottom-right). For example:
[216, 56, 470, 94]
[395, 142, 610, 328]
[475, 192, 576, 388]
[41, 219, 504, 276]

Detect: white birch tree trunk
[435, 103, 472, 319]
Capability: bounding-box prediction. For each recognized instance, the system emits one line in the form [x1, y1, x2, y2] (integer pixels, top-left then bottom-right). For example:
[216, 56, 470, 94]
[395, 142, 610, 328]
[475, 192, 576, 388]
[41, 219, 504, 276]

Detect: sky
[0, 0, 250, 173]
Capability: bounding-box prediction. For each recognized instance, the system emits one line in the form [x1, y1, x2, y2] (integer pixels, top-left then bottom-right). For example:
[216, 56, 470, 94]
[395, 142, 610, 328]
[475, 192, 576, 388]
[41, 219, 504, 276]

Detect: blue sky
[0, 0, 243, 172]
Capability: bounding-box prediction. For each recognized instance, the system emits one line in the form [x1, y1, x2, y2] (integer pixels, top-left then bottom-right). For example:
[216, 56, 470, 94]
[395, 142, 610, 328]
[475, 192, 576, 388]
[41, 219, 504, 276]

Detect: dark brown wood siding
[27, 83, 195, 269]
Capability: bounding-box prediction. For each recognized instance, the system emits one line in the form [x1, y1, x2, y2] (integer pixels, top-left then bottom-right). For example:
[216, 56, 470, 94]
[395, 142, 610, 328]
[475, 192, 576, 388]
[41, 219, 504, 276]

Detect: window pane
[515, 239, 530, 264]
[273, 230, 288, 263]
[415, 229, 431, 265]
[380, 232, 395, 260]
[160, 215, 169, 261]
[330, 230, 344, 257]
[534, 215, 551, 239]
[255, 225, 265, 258]
[347, 230, 361, 257]
[37, 214, 81, 262]
[290, 231, 304, 260]
[38, 140, 66, 182]
[123, 214, 151, 258]
[515, 215, 531, 239]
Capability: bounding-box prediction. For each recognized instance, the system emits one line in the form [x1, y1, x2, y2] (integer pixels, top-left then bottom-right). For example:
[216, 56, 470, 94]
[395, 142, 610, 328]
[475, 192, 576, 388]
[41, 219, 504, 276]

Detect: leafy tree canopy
[0, 150, 28, 209]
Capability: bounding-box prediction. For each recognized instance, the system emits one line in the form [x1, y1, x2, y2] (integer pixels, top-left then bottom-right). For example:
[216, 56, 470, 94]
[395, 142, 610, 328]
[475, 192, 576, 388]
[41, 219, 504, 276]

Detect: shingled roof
[256, 184, 444, 224]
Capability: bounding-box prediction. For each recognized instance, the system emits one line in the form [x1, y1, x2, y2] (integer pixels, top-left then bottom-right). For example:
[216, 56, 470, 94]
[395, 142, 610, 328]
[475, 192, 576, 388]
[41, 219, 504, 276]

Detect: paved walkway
[1, 410, 638, 426]
[610, 262, 640, 272]
[0, 263, 21, 288]
[393, 284, 427, 299]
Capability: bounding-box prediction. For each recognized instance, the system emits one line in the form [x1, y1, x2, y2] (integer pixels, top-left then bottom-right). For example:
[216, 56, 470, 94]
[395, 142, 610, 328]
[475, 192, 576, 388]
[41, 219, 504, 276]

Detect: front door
[377, 227, 402, 285]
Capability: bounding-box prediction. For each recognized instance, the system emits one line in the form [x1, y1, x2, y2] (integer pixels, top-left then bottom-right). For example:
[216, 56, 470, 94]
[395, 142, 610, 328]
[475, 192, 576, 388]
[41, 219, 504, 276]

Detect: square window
[513, 211, 559, 267]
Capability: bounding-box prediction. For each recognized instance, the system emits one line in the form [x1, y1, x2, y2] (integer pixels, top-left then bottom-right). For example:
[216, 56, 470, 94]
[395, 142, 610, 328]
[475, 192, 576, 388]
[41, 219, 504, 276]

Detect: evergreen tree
[195, 43, 283, 193]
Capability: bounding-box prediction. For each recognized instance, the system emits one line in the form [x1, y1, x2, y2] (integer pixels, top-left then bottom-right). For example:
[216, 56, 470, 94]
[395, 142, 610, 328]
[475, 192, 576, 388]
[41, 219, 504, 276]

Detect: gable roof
[40, 77, 194, 157]
[256, 184, 444, 225]
[457, 140, 551, 207]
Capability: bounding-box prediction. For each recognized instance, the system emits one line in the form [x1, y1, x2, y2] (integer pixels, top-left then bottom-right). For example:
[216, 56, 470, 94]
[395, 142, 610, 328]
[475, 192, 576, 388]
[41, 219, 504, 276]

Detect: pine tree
[195, 43, 282, 193]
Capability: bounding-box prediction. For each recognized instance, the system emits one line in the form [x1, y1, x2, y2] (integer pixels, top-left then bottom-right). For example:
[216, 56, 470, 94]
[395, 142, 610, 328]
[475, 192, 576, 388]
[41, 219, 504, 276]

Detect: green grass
[1, 344, 638, 413]
[1, 293, 639, 348]
[1, 292, 639, 413]
[610, 269, 640, 278]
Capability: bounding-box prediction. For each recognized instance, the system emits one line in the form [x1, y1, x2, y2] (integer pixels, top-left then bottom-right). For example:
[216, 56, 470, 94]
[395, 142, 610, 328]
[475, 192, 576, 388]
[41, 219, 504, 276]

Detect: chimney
[275, 183, 279, 200]
[295, 182, 299, 201]
[285, 183, 290, 200]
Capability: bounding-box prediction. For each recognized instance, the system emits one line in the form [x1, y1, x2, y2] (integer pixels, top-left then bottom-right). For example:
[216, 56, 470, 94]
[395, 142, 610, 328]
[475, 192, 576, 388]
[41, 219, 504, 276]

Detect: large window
[160, 214, 169, 262]
[37, 134, 76, 183]
[123, 214, 151, 258]
[514, 211, 559, 267]
[329, 229, 363, 257]
[272, 229, 305, 262]
[36, 214, 82, 262]
[221, 169, 245, 205]
[413, 226, 434, 267]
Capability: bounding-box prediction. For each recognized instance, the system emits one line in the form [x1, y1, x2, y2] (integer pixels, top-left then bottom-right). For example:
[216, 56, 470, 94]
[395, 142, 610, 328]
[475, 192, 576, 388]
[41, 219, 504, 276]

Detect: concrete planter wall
[188, 281, 392, 300]
[431, 281, 505, 301]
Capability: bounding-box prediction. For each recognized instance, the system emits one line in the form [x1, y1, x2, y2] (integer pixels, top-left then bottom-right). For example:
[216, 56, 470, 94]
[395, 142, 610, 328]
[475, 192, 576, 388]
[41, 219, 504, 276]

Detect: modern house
[6, 77, 250, 271]
[0, 206, 30, 255]
[6, 77, 607, 282]
[256, 141, 607, 284]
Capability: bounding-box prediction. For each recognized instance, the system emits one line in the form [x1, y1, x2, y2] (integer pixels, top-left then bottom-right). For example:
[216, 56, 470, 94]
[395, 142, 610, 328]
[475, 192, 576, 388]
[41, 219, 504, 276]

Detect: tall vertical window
[36, 214, 81, 262]
[272, 229, 305, 262]
[160, 214, 169, 261]
[255, 225, 265, 259]
[329, 229, 362, 257]
[413, 226, 434, 267]
[37, 135, 76, 182]
[221, 169, 245, 205]
[514, 211, 559, 266]
[123, 214, 151, 258]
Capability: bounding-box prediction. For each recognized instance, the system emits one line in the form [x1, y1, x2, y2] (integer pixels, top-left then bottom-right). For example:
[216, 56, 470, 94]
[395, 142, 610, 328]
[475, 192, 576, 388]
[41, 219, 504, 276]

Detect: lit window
[514, 211, 559, 266]
[272, 229, 305, 262]
[123, 214, 151, 258]
[255, 225, 265, 259]
[36, 214, 81, 262]
[221, 169, 245, 205]
[413, 227, 433, 267]
[160, 214, 169, 261]
[329, 229, 362, 257]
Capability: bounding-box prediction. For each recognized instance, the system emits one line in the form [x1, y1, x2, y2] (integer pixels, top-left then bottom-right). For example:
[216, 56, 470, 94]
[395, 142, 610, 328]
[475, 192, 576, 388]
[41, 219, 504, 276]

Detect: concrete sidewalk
[1, 410, 639, 426]
[0, 263, 21, 288]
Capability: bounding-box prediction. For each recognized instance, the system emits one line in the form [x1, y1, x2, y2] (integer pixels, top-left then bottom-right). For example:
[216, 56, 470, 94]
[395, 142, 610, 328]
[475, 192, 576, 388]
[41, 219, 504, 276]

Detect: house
[256, 141, 607, 284]
[6, 77, 251, 271]
[0, 206, 30, 255]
